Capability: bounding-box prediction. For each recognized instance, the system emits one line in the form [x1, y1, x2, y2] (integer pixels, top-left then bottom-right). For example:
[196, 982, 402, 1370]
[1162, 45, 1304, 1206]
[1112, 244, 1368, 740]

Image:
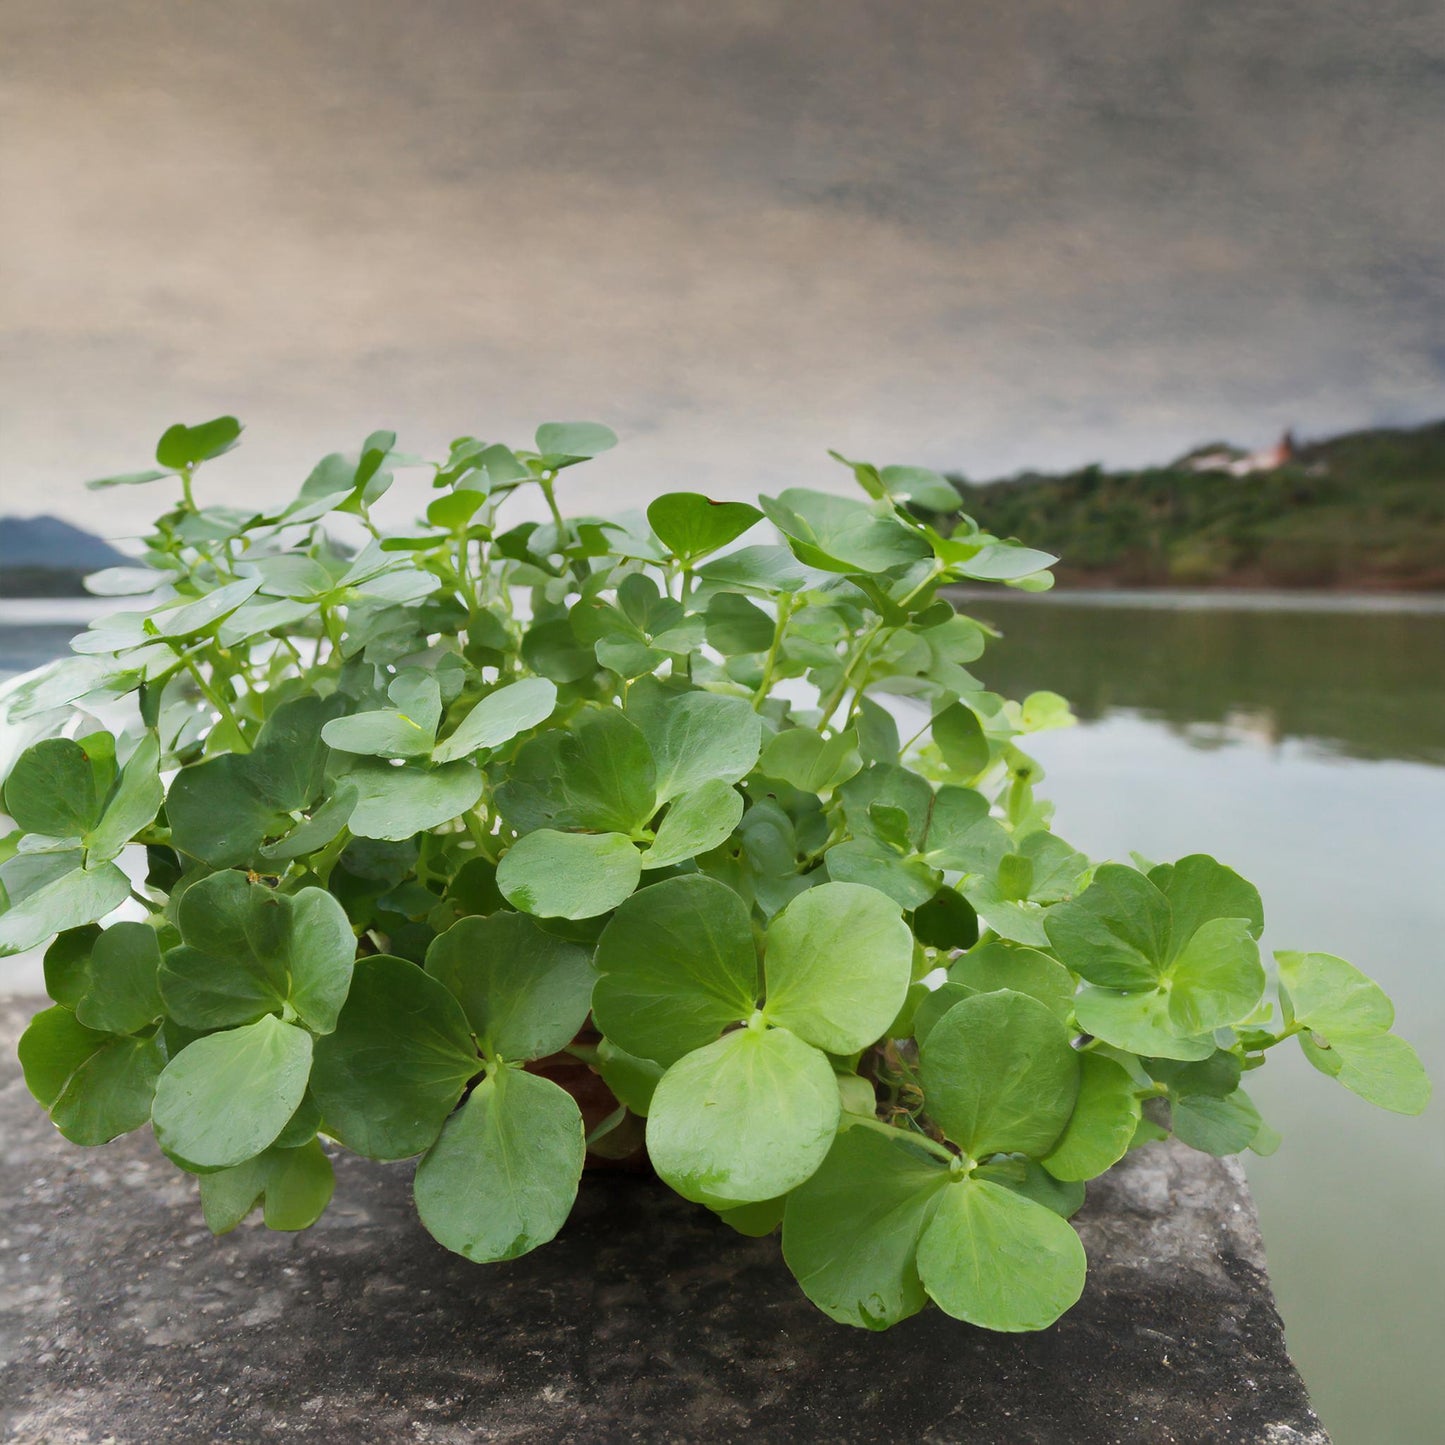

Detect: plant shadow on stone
[1, 418, 1429, 1332]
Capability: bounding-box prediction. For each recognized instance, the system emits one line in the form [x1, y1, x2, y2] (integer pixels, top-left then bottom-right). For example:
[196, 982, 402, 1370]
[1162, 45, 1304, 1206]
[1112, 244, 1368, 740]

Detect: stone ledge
[0, 999, 1328, 1444]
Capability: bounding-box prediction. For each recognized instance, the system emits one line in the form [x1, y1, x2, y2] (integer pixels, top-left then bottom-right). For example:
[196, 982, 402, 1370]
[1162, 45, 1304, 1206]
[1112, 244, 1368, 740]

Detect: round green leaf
[1073, 984, 1215, 1062]
[1302, 1032, 1431, 1115]
[1041, 1053, 1142, 1181]
[920, 990, 1080, 1159]
[1044, 863, 1171, 989]
[156, 415, 243, 469]
[17, 1004, 109, 1108]
[1171, 1088, 1262, 1154]
[762, 882, 913, 1054]
[625, 679, 763, 803]
[1165, 916, 1265, 1034]
[495, 708, 656, 835]
[1149, 854, 1264, 945]
[916, 1177, 1087, 1331]
[160, 873, 355, 1033]
[310, 955, 481, 1160]
[646, 493, 764, 563]
[425, 912, 594, 1061]
[535, 420, 618, 462]
[497, 829, 641, 920]
[50, 1034, 164, 1146]
[932, 702, 989, 778]
[947, 942, 1075, 1023]
[75, 921, 164, 1035]
[200, 1137, 335, 1234]
[0, 858, 130, 955]
[781, 1125, 950, 1330]
[414, 1066, 585, 1261]
[432, 678, 558, 763]
[152, 1014, 313, 1170]
[645, 1025, 841, 1207]
[342, 759, 483, 842]
[1277, 951, 1394, 1037]
[644, 780, 744, 869]
[592, 873, 758, 1066]
[3, 737, 104, 838]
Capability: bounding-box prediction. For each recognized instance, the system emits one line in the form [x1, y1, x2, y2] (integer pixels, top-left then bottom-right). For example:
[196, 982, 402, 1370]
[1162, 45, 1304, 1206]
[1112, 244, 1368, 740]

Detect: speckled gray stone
[0, 999, 1329, 1444]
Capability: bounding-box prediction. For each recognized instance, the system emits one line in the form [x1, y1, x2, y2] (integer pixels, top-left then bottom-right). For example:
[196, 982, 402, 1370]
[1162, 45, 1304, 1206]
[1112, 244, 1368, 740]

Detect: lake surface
[3, 592, 1442, 1442]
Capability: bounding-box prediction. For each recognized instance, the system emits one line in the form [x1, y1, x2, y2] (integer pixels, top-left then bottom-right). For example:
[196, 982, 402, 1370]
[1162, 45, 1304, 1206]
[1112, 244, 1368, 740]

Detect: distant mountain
[947, 419, 1445, 590]
[0, 515, 128, 598]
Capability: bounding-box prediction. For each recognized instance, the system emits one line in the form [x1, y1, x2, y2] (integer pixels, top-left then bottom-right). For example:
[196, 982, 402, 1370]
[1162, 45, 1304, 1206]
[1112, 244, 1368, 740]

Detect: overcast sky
[1, 0, 1442, 538]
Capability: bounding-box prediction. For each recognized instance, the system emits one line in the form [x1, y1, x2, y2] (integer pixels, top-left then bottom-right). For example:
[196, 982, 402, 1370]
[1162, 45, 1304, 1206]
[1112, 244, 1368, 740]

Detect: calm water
[967, 591, 1445, 1445]
[3, 595, 1442, 1442]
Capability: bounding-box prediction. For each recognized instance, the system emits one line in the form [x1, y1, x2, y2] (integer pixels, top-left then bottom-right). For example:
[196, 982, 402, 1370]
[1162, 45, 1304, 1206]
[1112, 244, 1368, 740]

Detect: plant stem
[751, 592, 796, 711]
[182, 656, 250, 750]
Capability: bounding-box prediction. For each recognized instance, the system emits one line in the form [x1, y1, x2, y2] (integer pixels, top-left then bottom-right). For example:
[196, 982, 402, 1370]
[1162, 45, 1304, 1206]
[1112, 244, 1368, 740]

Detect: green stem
[751, 592, 797, 711]
[179, 464, 197, 512]
[818, 618, 886, 726]
[848, 1114, 956, 1164]
[182, 656, 250, 750]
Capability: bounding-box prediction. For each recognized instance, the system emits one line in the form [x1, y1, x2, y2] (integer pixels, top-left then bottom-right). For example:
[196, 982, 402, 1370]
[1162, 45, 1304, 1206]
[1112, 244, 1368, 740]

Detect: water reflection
[960, 592, 1445, 767]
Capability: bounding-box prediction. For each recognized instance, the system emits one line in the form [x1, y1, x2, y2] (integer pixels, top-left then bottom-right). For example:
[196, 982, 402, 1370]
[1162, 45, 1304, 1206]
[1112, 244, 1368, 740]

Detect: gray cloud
[1, 0, 1441, 536]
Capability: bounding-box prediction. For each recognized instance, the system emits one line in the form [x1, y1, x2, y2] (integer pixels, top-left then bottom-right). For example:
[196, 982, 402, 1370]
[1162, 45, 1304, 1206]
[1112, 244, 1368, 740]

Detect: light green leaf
[646, 1025, 841, 1206]
[626, 679, 762, 803]
[496, 829, 641, 920]
[0, 857, 130, 955]
[593, 873, 758, 1066]
[200, 1138, 335, 1234]
[1042, 1053, 1141, 1181]
[432, 678, 558, 763]
[414, 1066, 585, 1261]
[85, 468, 169, 491]
[1073, 984, 1215, 1061]
[782, 1126, 950, 1329]
[916, 1178, 1086, 1331]
[85, 733, 163, 860]
[879, 465, 961, 511]
[644, 780, 744, 869]
[152, 1014, 313, 1169]
[919, 990, 1079, 1158]
[1149, 854, 1264, 945]
[1276, 951, 1394, 1037]
[948, 943, 1075, 1023]
[75, 921, 164, 1034]
[595, 1038, 665, 1116]
[762, 882, 913, 1054]
[932, 702, 990, 777]
[310, 956, 481, 1160]
[1302, 1032, 1430, 1115]
[758, 727, 862, 794]
[535, 420, 618, 463]
[647, 493, 764, 562]
[1044, 863, 1170, 989]
[705, 593, 775, 654]
[1166, 916, 1264, 1034]
[760, 489, 931, 574]
[155, 415, 243, 469]
[346, 760, 484, 841]
[425, 912, 594, 1061]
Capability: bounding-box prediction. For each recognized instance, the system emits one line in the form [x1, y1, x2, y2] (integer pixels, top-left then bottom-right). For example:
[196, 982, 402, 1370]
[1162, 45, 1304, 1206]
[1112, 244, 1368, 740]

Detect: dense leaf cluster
[1, 418, 1429, 1332]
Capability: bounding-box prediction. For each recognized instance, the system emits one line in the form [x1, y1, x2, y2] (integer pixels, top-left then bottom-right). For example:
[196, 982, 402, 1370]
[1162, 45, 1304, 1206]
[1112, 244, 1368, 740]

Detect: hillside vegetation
[950, 420, 1445, 589]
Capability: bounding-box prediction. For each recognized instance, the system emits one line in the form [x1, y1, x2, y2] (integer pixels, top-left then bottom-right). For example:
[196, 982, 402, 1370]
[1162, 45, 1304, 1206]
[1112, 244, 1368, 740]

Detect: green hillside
[948, 419, 1445, 588]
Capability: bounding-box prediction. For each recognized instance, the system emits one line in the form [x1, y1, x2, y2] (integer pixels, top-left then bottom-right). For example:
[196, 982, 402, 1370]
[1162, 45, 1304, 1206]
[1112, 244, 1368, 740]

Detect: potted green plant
[1, 418, 1428, 1333]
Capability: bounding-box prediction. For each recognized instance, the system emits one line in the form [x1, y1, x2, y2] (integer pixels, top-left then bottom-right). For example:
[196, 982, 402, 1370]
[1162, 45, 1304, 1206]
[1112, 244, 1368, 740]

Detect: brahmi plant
[1, 418, 1429, 1332]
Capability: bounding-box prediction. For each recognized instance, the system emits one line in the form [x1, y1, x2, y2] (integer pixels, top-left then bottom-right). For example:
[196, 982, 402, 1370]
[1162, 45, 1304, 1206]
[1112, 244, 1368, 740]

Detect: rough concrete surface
[0, 999, 1329, 1444]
